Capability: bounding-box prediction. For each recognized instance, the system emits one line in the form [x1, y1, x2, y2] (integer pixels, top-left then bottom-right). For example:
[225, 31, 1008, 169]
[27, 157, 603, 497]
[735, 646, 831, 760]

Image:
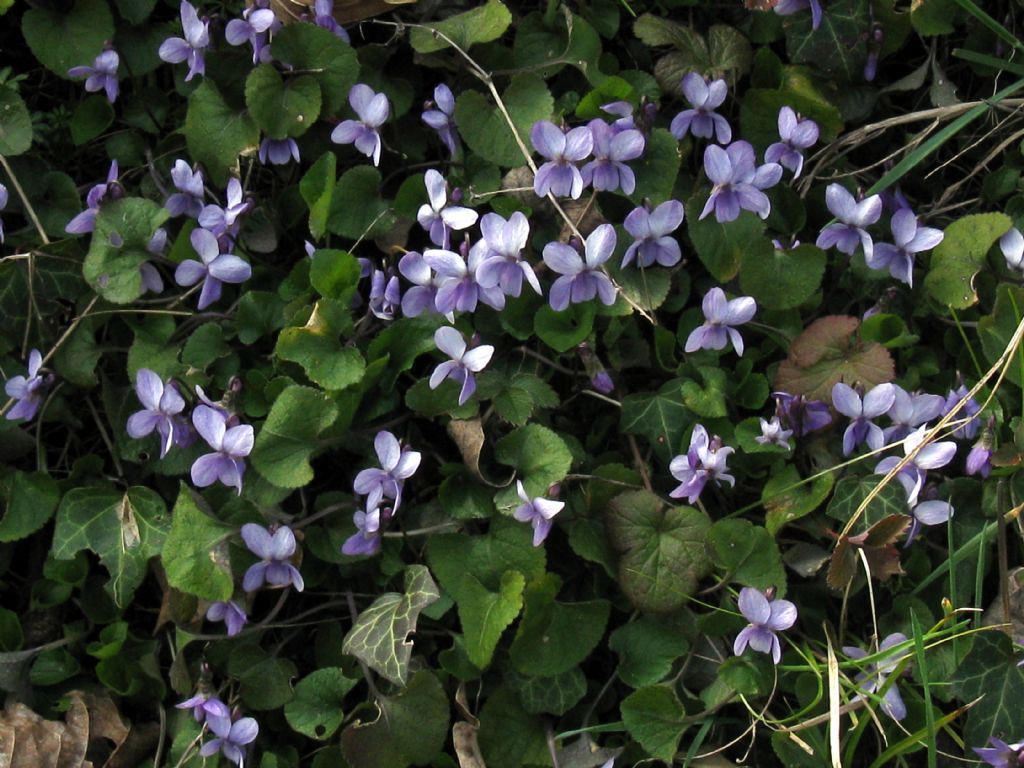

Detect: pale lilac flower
[4, 349, 48, 422]
[422, 84, 458, 156]
[883, 385, 945, 442]
[354, 431, 421, 514]
[874, 425, 957, 507]
[974, 737, 1024, 768]
[670, 72, 732, 144]
[600, 101, 637, 132]
[904, 498, 953, 547]
[473, 212, 540, 298]
[581, 120, 645, 194]
[685, 287, 756, 356]
[764, 107, 818, 178]
[191, 405, 253, 494]
[200, 715, 259, 767]
[0, 183, 7, 243]
[198, 178, 251, 239]
[342, 507, 386, 556]
[174, 228, 252, 310]
[367, 268, 401, 320]
[756, 416, 793, 449]
[417, 170, 478, 247]
[942, 383, 982, 440]
[126, 369, 186, 458]
[310, 0, 350, 41]
[733, 588, 797, 664]
[429, 326, 494, 406]
[66, 160, 121, 234]
[159, 1, 210, 81]
[774, 0, 823, 30]
[816, 184, 883, 261]
[669, 424, 735, 503]
[531, 121, 593, 199]
[258, 137, 300, 165]
[425, 242, 504, 314]
[241, 523, 304, 592]
[866, 209, 943, 287]
[621, 200, 684, 268]
[176, 693, 230, 726]
[513, 480, 564, 547]
[399, 252, 444, 317]
[843, 633, 910, 721]
[206, 601, 247, 637]
[774, 391, 832, 436]
[225, 1, 278, 64]
[331, 84, 389, 166]
[1001, 227, 1024, 272]
[700, 141, 782, 222]
[67, 49, 119, 103]
[165, 160, 205, 218]
[832, 382, 895, 456]
[543, 224, 617, 311]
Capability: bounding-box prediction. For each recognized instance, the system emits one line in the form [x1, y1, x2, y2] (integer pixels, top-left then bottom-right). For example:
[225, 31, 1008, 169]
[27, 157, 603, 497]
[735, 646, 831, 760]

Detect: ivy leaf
[455, 74, 553, 167]
[161, 484, 233, 602]
[950, 632, 1024, 746]
[285, 668, 359, 740]
[505, 667, 587, 715]
[606, 490, 712, 613]
[458, 570, 525, 670]
[271, 23, 359, 116]
[740, 244, 827, 311]
[762, 464, 836, 535]
[708, 519, 786, 592]
[825, 476, 908, 530]
[22, 0, 113, 79]
[51, 485, 169, 607]
[184, 81, 259, 187]
[83, 198, 169, 304]
[0, 471, 61, 543]
[251, 385, 339, 488]
[244, 65, 321, 139]
[621, 379, 690, 460]
[494, 423, 573, 498]
[342, 565, 441, 686]
[620, 685, 688, 763]
[609, 617, 689, 687]
[300, 152, 336, 241]
[686, 195, 767, 282]
[786, 0, 870, 83]
[0, 87, 32, 156]
[409, 0, 512, 53]
[924, 213, 1011, 309]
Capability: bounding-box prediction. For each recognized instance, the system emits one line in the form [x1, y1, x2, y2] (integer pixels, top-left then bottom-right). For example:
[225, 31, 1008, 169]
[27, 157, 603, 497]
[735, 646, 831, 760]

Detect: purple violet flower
[198, 178, 251, 240]
[531, 121, 593, 199]
[669, 424, 735, 503]
[904, 498, 953, 547]
[66, 160, 122, 234]
[513, 480, 564, 547]
[774, 391, 832, 436]
[206, 601, 247, 637]
[311, 0, 350, 41]
[176, 693, 230, 726]
[543, 224, 618, 311]
[1001, 227, 1024, 272]
[600, 100, 636, 132]
[4, 349, 48, 422]
[367, 268, 401, 320]
[764, 107, 818, 178]
[943, 383, 982, 440]
[426, 241, 504, 314]
[67, 49, 120, 103]
[866, 209, 943, 287]
[0, 183, 7, 243]
[158, 1, 210, 82]
[832, 382, 895, 456]
[140, 229, 166, 294]
[421, 84, 458, 156]
[843, 633, 910, 721]
[331, 84, 389, 167]
[581, 119, 645, 194]
[165, 160, 205, 218]
[974, 737, 1024, 768]
[591, 370, 614, 394]
[670, 72, 732, 144]
[126, 369, 186, 458]
[621, 200, 684, 269]
[733, 587, 797, 664]
[342, 507, 388, 556]
[200, 715, 259, 767]
[353, 431, 421, 514]
[225, 1, 278, 64]
[429, 326, 494, 406]
[874, 425, 957, 507]
[685, 287, 757, 356]
[774, 0, 824, 30]
[417, 170, 478, 247]
[815, 184, 883, 261]
[258, 137, 300, 165]
[473, 212, 541, 298]
[883, 385, 945, 442]
[699, 141, 782, 222]
[398, 252, 446, 318]
[757, 416, 793, 449]
[965, 419, 995, 478]
[190, 405, 253, 494]
[174, 228, 252, 310]
[241, 523, 304, 592]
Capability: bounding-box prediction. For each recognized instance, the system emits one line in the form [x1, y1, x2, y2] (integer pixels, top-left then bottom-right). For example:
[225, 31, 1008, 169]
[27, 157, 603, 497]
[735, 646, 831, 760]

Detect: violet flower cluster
[700, 141, 782, 222]
[225, 0, 279, 64]
[158, 1, 210, 81]
[670, 73, 732, 144]
[176, 689, 259, 766]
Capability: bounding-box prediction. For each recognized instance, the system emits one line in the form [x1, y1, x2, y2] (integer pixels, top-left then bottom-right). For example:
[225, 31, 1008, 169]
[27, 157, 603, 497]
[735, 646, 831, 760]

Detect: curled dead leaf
[453, 721, 486, 768]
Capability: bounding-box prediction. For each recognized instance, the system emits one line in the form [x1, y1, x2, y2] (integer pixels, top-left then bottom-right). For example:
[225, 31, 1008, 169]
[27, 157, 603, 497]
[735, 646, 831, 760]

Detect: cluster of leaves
[2, 0, 1024, 765]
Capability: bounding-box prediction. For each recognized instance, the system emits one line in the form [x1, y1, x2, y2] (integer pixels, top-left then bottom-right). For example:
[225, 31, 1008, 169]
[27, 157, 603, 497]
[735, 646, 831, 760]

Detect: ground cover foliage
[2, 0, 1024, 764]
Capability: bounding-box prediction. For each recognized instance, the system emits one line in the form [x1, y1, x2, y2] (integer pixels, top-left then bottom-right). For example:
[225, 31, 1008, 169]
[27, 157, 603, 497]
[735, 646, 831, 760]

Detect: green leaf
[271, 23, 359, 116]
[326, 166, 394, 239]
[576, 76, 635, 119]
[740, 81, 845, 151]
[506, 667, 587, 715]
[512, 10, 604, 83]
[458, 570, 525, 670]
[979, 283, 1024, 387]
[859, 313, 919, 349]
[275, 308, 365, 390]
[609, 251, 674, 313]
[53, 319, 101, 387]
[606, 490, 712, 613]
[825, 476, 908, 530]
[410, 0, 512, 53]
[686, 195, 767, 282]
[609, 617, 689, 687]
[708, 519, 786, 591]
[620, 685, 687, 763]
[621, 379, 690, 460]
[229, 643, 298, 710]
[477, 371, 559, 426]
[494, 424, 573, 497]
[310, 249, 361, 301]
[181, 323, 229, 370]
[184, 81, 259, 187]
[161, 484, 233, 602]
[762, 464, 836, 535]
[455, 74, 554, 167]
[115, 0, 156, 24]
[786, 0, 870, 82]
[534, 301, 596, 353]
[740, 244, 826, 310]
[301, 152, 336, 241]
[0, 471, 61, 543]
[628, 127, 680, 205]
[284, 668, 359, 740]
[245, 65, 321, 139]
[83, 198, 170, 304]
[634, 13, 706, 56]
[22, 0, 113, 79]
[950, 632, 1024, 746]
[0, 87, 32, 156]
[251, 385, 339, 488]
[477, 686, 550, 768]
[51, 486, 169, 607]
[236, 290, 286, 344]
[681, 366, 729, 418]
[342, 565, 441, 686]
[925, 213, 1012, 308]
[69, 95, 113, 146]
[911, 0, 957, 35]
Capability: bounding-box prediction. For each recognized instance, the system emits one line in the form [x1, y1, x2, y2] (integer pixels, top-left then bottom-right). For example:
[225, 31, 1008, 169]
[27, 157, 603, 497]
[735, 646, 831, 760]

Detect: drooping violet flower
[398, 252, 445, 318]
[225, 1, 278, 64]
[331, 84, 389, 167]
[190, 405, 253, 494]
[1001, 227, 1024, 272]
[685, 287, 756, 356]
[600, 101, 636, 132]
[241, 523, 304, 592]
[699, 141, 782, 222]
[832, 382, 895, 456]
[421, 84, 458, 156]
[429, 326, 494, 406]
[864, 24, 883, 82]
[206, 601, 247, 637]
[670, 72, 732, 144]
[842, 633, 910, 721]
[543, 224, 617, 311]
[581, 120, 645, 194]
[67, 49, 119, 103]
[4, 349, 49, 422]
[974, 737, 1024, 768]
[774, 0, 823, 30]
[592, 370, 614, 394]
[774, 391, 832, 436]
[66, 160, 122, 234]
[883, 385, 945, 442]
[165, 160, 205, 218]
[733, 587, 797, 664]
[815, 184, 883, 261]
[354, 431, 421, 514]
[126, 369, 186, 458]
[513, 480, 564, 547]
[342, 507, 387, 556]
[174, 228, 252, 310]
[942, 383, 982, 440]
[669, 424, 735, 503]
[198, 178, 252, 240]
[309, 0, 350, 40]
[200, 715, 259, 767]
[764, 107, 818, 178]
[0, 183, 7, 243]
[158, 0, 210, 82]
[866, 209, 944, 287]
[473, 212, 540, 298]
[904, 498, 953, 547]
[874, 425, 957, 507]
[417, 170, 478, 247]
[757, 416, 793, 449]
[258, 137, 300, 165]
[531, 121, 593, 199]
[621, 200, 684, 269]
[176, 693, 230, 726]
[965, 418, 995, 478]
